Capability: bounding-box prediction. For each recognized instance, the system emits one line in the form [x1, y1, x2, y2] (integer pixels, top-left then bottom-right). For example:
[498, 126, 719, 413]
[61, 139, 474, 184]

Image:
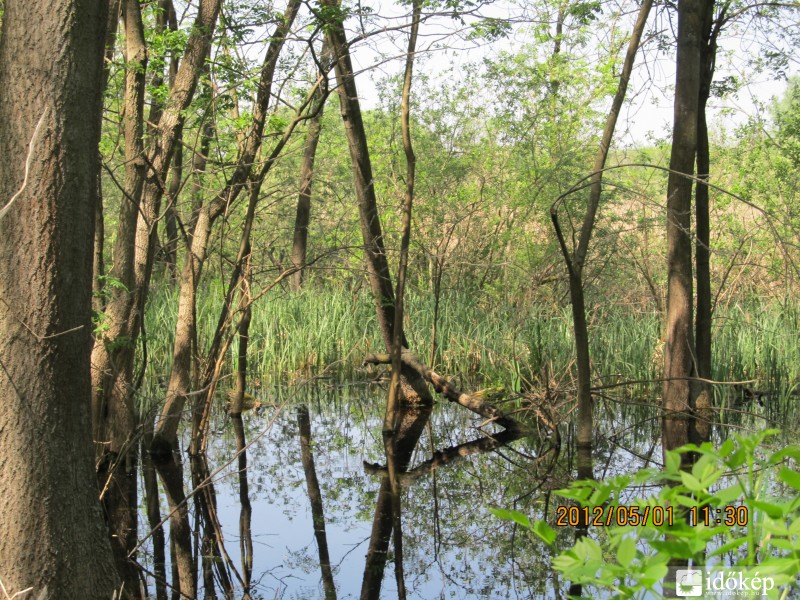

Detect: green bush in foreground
[491, 431, 800, 599]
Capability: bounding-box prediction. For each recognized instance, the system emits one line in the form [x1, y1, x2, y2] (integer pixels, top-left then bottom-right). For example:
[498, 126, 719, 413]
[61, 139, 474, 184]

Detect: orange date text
[554, 505, 674, 527]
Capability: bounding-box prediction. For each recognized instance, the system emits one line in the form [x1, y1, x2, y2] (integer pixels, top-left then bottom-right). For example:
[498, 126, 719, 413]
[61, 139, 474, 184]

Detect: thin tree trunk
[165, 140, 182, 281]
[694, 2, 725, 445]
[551, 0, 652, 452]
[298, 406, 337, 600]
[94, 1, 148, 592]
[0, 0, 119, 595]
[93, 0, 122, 314]
[155, 452, 197, 598]
[94, 180, 107, 313]
[232, 415, 254, 596]
[92, 0, 222, 471]
[231, 248, 253, 416]
[291, 42, 330, 291]
[151, 0, 302, 454]
[361, 407, 431, 600]
[323, 0, 432, 403]
[325, 15, 398, 351]
[384, 6, 421, 597]
[663, 0, 707, 466]
[142, 425, 169, 600]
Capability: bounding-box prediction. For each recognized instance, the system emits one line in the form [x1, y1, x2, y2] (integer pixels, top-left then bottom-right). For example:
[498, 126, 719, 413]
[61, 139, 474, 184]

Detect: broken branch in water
[364, 350, 524, 431]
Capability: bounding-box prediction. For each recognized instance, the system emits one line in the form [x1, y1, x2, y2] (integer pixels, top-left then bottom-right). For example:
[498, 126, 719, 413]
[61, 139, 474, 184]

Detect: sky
[339, 0, 799, 145]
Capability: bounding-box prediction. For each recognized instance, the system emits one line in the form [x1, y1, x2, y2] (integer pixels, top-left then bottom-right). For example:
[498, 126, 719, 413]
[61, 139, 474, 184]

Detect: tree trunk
[92, 0, 122, 315]
[324, 15, 399, 351]
[232, 415, 254, 594]
[323, 0, 432, 403]
[151, 0, 302, 453]
[0, 0, 119, 596]
[298, 406, 337, 600]
[551, 0, 652, 454]
[93, 2, 149, 591]
[663, 0, 706, 466]
[694, 1, 723, 445]
[92, 0, 222, 460]
[142, 426, 168, 600]
[361, 406, 431, 600]
[291, 42, 330, 291]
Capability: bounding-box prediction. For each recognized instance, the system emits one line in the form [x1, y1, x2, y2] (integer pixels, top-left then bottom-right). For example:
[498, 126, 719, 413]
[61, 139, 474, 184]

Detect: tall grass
[142, 282, 799, 405]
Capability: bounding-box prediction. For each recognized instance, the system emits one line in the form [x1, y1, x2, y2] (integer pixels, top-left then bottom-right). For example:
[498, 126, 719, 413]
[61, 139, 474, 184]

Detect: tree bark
[0, 0, 119, 596]
[323, 0, 432, 404]
[93, 2, 149, 591]
[552, 0, 652, 455]
[324, 12, 399, 351]
[694, 1, 724, 445]
[291, 42, 330, 291]
[93, 0, 122, 315]
[151, 0, 302, 453]
[663, 0, 707, 466]
[92, 0, 222, 461]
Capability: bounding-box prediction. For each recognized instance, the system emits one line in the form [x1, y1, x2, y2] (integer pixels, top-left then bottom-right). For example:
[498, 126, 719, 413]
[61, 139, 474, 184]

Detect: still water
[143, 379, 590, 599]
[142, 378, 782, 599]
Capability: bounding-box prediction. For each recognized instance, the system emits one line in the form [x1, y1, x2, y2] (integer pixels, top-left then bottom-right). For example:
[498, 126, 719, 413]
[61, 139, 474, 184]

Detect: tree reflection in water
[140, 385, 568, 598]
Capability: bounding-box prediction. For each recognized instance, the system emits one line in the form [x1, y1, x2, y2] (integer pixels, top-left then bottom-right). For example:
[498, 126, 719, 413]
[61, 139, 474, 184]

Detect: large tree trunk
[663, 0, 707, 466]
[0, 0, 119, 597]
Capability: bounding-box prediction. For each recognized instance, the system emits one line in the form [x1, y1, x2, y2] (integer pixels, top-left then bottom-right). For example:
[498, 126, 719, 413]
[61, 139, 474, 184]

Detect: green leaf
[488, 507, 531, 529]
[679, 471, 705, 492]
[751, 499, 785, 519]
[665, 450, 681, 474]
[639, 562, 669, 587]
[532, 520, 557, 545]
[714, 483, 745, 504]
[769, 446, 800, 464]
[616, 536, 636, 567]
[778, 466, 800, 491]
[708, 536, 749, 558]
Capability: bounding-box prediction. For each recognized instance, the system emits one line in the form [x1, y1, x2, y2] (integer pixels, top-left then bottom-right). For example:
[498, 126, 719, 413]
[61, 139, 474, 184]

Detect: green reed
[141, 282, 799, 409]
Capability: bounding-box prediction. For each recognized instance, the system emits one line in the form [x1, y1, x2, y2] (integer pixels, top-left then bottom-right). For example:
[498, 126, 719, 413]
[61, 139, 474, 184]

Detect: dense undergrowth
[142, 280, 800, 413]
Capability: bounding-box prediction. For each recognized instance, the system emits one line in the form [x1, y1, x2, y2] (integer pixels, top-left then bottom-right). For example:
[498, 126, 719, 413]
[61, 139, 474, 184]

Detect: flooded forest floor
[135, 287, 800, 598]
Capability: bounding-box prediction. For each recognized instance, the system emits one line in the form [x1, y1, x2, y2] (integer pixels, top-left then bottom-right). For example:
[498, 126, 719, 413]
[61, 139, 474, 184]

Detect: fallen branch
[364, 351, 523, 431]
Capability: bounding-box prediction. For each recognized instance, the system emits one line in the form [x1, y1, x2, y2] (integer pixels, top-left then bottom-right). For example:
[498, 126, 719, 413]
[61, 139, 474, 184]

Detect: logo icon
[676, 569, 703, 597]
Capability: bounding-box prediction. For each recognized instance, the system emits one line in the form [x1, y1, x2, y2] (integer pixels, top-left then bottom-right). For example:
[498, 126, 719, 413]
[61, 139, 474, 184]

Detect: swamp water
[139, 378, 792, 599]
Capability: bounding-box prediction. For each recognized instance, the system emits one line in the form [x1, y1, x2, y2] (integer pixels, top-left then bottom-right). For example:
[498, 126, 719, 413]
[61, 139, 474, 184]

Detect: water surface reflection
[163, 383, 567, 599]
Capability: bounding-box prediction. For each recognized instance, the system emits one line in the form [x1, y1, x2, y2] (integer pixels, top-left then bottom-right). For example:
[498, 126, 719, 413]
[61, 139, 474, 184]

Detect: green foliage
[772, 76, 800, 167]
[491, 432, 800, 598]
[468, 17, 512, 41]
